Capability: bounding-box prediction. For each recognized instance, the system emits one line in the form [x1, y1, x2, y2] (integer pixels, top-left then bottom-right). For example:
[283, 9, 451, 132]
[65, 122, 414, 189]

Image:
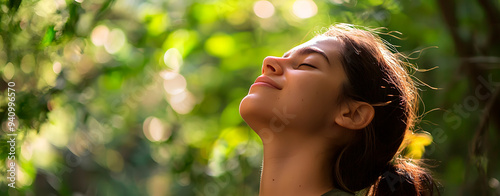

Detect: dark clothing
[321, 189, 355, 196]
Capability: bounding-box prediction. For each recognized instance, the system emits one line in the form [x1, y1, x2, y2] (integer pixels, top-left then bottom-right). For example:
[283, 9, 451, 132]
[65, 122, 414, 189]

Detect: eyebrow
[283, 47, 330, 65]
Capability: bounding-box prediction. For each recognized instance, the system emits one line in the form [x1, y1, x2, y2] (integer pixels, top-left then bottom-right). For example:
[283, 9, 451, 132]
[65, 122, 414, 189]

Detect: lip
[251, 75, 282, 90]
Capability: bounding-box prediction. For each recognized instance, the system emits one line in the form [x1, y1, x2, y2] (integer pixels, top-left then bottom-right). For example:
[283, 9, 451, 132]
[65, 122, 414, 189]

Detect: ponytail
[370, 158, 438, 196]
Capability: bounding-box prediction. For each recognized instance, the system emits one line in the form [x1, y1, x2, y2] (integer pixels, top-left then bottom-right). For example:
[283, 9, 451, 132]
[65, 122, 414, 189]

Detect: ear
[334, 101, 375, 130]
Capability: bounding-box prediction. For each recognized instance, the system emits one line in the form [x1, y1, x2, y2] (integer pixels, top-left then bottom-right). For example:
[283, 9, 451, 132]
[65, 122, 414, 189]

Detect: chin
[239, 94, 257, 125]
[239, 94, 273, 131]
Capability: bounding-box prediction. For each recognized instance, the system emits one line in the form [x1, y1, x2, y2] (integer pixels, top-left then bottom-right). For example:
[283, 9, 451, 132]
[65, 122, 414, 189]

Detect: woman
[239, 24, 438, 196]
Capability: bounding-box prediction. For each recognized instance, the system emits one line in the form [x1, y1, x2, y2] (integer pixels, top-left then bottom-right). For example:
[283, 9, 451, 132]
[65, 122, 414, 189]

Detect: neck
[258, 135, 337, 196]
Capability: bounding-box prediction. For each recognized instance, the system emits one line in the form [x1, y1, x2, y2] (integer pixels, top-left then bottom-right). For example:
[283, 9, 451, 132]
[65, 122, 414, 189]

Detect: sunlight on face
[240, 37, 347, 135]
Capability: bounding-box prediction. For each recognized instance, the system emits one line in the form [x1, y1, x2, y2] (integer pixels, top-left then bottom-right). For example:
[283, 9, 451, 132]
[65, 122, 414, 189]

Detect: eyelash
[298, 63, 317, 69]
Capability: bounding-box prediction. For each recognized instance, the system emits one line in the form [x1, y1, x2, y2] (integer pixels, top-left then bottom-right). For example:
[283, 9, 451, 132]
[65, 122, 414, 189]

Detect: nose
[262, 56, 284, 75]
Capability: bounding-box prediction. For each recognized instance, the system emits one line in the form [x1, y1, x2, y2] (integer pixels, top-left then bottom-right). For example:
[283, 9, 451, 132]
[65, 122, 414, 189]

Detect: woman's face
[239, 36, 348, 136]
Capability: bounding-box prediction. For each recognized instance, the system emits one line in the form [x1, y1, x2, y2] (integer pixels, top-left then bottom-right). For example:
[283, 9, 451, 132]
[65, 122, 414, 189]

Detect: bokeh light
[292, 0, 318, 19]
[163, 48, 183, 72]
[31, 137, 56, 169]
[21, 54, 34, 74]
[143, 117, 172, 142]
[161, 71, 187, 95]
[52, 61, 61, 74]
[2, 62, 14, 80]
[91, 25, 109, 46]
[253, 1, 275, 19]
[34, 0, 57, 17]
[168, 90, 196, 114]
[104, 28, 126, 54]
[204, 33, 235, 58]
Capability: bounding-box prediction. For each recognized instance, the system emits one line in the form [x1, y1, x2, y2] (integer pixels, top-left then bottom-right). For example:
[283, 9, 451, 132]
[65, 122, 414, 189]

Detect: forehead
[287, 36, 342, 58]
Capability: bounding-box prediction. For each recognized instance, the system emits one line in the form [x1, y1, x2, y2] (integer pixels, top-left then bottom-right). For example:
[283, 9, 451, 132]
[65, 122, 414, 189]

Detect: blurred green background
[0, 0, 499, 195]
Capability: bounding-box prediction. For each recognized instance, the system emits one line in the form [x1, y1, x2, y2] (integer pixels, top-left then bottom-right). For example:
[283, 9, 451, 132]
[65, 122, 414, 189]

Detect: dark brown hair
[320, 24, 438, 195]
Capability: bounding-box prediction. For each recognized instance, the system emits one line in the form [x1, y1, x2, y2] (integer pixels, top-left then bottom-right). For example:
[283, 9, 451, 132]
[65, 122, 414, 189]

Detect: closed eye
[298, 63, 317, 69]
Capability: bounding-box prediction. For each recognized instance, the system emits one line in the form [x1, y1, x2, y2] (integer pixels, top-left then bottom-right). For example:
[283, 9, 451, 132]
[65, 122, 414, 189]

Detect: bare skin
[240, 37, 375, 195]
[258, 131, 339, 196]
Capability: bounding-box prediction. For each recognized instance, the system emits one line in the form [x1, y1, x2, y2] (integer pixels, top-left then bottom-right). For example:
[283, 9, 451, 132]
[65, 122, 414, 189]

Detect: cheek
[287, 73, 339, 104]
[280, 75, 340, 127]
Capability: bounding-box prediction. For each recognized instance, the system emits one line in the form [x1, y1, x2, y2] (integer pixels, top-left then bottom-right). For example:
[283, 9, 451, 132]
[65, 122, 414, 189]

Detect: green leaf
[40, 26, 55, 47]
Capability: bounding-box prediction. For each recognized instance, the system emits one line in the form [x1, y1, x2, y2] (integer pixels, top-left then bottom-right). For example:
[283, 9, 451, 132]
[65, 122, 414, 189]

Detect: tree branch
[476, 0, 500, 46]
[436, 0, 474, 57]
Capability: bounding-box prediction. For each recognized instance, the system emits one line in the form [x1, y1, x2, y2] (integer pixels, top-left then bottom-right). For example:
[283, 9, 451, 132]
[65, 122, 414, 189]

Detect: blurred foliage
[0, 0, 499, 195]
